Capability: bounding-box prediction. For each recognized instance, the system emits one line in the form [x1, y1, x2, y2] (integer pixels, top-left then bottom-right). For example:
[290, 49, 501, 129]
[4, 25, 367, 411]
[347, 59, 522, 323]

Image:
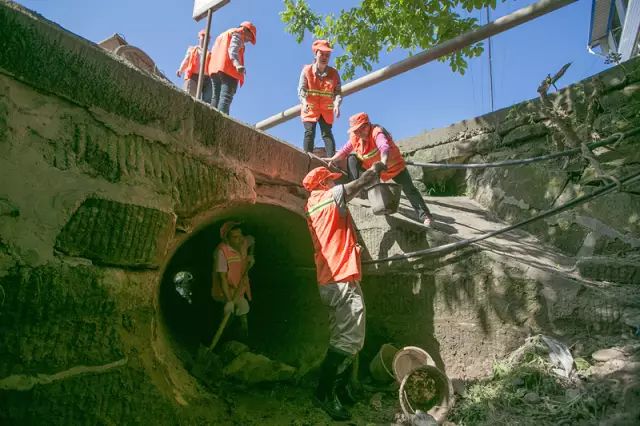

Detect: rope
[405, 127, 640, 169]
[363, 169, 640, 264]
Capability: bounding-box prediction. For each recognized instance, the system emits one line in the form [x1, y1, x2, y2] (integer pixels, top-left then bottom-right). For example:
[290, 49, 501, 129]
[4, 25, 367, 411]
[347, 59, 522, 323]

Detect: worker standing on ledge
[207, 21, 257, 114]
[211, 221, 255, 338]
[298, 40, 342, 157]
[177, 30, 212, 103]
[324, 112, 434, 227]
[303, 162, 385, 421]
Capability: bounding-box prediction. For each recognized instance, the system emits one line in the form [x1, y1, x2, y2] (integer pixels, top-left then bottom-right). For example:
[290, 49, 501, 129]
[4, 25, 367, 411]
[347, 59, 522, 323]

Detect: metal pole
[195, 9, 213, 100]
[486, 7, 495, 112]
[256, 0, 577, 130]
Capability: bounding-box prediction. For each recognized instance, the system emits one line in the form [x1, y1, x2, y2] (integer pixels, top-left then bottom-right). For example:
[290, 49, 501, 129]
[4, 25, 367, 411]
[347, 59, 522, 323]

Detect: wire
[363, 169, 640, 264]
[405, 128, 639, 169]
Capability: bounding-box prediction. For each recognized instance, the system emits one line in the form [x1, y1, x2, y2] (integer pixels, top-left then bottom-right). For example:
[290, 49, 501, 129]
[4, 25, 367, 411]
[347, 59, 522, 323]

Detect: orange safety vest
[305, 189, 361, 285]
[207, 28, 246, 86]
[301, 64, 340, 124]
[211, 241, 252, 302]
[179, 46, 209, 80]
[351, 126, 405, 181]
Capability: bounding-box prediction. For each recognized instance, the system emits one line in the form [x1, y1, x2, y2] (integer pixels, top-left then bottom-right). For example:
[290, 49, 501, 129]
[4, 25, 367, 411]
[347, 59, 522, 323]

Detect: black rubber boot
[335, 360, 358, 405]
[314, 350, 352, 421]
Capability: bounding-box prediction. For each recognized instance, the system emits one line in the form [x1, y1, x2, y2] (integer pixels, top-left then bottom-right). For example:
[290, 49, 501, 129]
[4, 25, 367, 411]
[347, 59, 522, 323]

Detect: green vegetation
[280, 0, 496, 79]
[450, 343, 611, 426]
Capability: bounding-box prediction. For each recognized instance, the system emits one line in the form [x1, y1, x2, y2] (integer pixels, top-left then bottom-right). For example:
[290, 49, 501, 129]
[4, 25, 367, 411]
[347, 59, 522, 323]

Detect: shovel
[207, 268, 250, 352]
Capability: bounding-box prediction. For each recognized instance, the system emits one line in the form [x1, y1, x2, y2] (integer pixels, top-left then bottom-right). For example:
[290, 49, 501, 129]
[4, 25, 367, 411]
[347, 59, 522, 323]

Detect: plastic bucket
[367, 182, 402, 215]
[393, 346, 436, 384]
[369, 343, 399, 382]
[399, 365, 453, 424]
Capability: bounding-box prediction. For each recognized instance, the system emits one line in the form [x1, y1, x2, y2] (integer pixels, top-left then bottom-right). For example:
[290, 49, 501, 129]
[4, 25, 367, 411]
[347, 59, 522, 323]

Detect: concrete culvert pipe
[159, 203, 330, 376]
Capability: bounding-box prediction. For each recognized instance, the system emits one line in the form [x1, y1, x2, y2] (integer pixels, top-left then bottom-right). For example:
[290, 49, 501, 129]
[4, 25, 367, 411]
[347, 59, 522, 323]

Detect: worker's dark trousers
[303, 116, 336, 157]
[347, 155, 432, 221]
[211, 72, 238, 114]
[184, 74, 212, 104]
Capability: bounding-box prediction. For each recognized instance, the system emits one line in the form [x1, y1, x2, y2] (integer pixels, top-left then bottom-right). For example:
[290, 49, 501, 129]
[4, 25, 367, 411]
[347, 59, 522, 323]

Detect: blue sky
[18, 0, 608, 148]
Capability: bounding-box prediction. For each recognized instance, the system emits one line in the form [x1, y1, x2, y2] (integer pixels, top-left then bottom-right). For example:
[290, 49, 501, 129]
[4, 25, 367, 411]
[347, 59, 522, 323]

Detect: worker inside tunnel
[159, 203, 329, 372]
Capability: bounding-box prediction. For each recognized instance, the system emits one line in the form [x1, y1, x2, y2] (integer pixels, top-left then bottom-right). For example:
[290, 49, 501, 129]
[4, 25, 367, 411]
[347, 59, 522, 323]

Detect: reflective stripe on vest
[211, 241, 252, 301]
[352, 126, 406, 181]
[305, 189, 361, 285]
[207, 28, 246, 86]
[301, 64, 339, 124]
[305, 197, 335, 216]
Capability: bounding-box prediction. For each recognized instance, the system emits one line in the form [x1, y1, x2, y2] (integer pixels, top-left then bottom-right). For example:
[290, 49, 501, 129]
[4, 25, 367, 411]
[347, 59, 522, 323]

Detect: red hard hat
[240, 21, 257, 44]
[312, 39, 333, 53]
[303, 167, 342, 191]
[220, 221, 242, 240]
[348, 112, 370, 134]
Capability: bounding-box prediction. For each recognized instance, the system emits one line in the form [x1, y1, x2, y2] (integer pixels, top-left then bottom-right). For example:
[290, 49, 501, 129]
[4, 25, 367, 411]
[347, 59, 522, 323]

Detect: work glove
[372, 161, 387, 174]
[333, 105, 341, 118]
[235, 64, 246, 74]
[247, 255, 255, 269]
[224, 300, 235, 316]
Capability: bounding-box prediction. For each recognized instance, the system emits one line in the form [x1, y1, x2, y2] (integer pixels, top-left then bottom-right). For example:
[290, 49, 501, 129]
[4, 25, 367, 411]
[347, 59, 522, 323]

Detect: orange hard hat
[220, 221, 242, 240]
[303, 167, 342, 192]
[240, 21, 257, 44]
[312, 39, 333, 53]
[348, 112, 370, 134]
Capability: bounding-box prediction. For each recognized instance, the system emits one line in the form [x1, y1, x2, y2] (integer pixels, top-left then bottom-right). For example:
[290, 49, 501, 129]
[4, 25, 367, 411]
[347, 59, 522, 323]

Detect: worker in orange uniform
[298, 40, 342, 157]
[324, 112, 434, 227]
[211, 221, 255, 338]
[207, 21, 257, 114]
[176, 30, 212, 103]
[303, 162, 385, 421]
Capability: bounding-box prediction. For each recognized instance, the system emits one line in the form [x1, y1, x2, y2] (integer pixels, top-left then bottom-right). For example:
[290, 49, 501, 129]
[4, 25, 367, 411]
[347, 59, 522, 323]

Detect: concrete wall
[399, 57, 640, 285]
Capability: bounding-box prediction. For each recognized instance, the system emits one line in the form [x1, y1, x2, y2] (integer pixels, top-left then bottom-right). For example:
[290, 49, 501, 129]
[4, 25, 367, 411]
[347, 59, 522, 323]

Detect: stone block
[577, 256, 640, 284]
[599, 84, 640, 111]
[55, 197, 175, 268]
[501, 123, 548, 148]
[223, 352, 296, 383]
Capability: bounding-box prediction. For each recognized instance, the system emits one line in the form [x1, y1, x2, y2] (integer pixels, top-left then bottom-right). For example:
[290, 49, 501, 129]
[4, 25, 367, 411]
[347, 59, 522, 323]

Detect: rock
[621, 344, 640, 355]
[219, 340, 249, 364]
[523, 392, 540, 404]
[592, 348, 626, 362]
[501, 123, 548, 147]
[222, 351, 296, 383]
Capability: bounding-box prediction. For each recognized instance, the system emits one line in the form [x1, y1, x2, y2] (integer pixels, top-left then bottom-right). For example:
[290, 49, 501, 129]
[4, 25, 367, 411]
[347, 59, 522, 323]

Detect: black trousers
[347, 155, 431, 221]
[303, 116, 336, 157]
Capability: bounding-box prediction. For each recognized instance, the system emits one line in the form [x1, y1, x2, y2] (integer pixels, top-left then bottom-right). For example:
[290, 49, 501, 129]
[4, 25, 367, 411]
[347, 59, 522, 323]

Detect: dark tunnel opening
[159, 203, 329, 373]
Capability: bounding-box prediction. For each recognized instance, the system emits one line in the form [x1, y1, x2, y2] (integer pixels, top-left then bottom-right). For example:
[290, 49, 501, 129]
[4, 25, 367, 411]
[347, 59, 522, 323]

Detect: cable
[486, 6, 495, 112]
[405, 128, 639, 169]
[363, 169, 640, 264]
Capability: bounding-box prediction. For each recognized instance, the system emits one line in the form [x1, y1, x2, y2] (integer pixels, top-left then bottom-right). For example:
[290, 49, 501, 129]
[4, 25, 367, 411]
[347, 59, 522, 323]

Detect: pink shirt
[337, 131, 390, 158]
